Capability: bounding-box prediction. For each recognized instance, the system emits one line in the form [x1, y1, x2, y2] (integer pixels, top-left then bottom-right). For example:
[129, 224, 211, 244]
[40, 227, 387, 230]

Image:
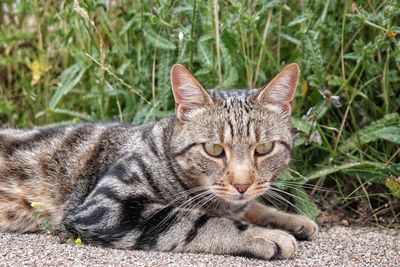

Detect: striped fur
[0, 64, 317, 260]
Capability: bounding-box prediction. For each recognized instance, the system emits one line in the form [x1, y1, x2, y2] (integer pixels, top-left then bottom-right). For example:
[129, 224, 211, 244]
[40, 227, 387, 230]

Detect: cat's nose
[233, 183, 251, 194]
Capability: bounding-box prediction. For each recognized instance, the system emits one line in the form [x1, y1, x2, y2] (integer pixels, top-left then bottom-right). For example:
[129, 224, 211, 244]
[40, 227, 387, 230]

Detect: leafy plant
[0, 0, 399, 224]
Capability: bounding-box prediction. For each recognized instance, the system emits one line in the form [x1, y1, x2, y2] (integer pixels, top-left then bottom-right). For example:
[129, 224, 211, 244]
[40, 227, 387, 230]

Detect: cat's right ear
[170, 64, 213, 121]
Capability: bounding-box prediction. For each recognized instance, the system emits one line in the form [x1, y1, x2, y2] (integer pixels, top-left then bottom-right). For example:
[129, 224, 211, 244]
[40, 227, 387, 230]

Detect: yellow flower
[386, 30, 397, 39]
[75, 237, 83, 245]
[31, 202, 40, 209]
[386, 176, 400, 199]
[28, 58, 51, 86]
[350, 2, 358, 13]
[301, 80, 308, 97]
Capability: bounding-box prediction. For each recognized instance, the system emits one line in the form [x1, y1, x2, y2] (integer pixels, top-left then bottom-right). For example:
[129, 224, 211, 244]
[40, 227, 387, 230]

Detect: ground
[1, 226, 398, 266]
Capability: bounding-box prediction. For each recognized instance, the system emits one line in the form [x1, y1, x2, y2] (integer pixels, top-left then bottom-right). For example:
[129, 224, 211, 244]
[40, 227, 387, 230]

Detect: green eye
[255, 142, 274, 156]
[203, 143, 225, 157]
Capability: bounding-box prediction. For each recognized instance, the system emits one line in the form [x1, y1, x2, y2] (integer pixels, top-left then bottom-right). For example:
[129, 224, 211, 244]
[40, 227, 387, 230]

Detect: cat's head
[170, 64, 299, 205]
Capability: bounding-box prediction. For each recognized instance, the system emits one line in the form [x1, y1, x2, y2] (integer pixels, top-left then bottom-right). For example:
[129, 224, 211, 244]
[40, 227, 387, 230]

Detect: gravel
[0, 226, 399, 267]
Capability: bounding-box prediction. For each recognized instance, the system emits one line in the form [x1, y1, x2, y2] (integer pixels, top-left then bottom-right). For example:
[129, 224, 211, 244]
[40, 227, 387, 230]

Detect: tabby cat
[0, 63, 317, 260]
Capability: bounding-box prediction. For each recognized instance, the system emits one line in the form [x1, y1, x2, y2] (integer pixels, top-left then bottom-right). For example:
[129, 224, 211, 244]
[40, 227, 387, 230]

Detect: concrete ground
[0, 226, 399, 267]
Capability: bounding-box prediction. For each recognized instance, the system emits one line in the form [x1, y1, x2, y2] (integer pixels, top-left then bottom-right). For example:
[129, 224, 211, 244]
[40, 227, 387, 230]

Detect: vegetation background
[0, 0, 399, 226]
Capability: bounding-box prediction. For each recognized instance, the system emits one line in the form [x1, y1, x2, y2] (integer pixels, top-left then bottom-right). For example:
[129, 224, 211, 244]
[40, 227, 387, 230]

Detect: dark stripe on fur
[108, 162, 127, 179]
[92, 186, 122, 202]
[127, 153, 163, 196]
[169, 243, 178, 251]
[153, 122, 189, 194]
[279, 141, 292, 151]
[42, 124, 100, 201]
[76, 199, 98, 212]
[231, 202, 250, 213]
[134, 206, 177, 249]
[165, 122, 190, 191]
[184, 214, 211, 244]
[1, 164, 30, 181]
[141, 123, 160, 157]
[231, 250, 266, 260]
[96, 195, 153, 240]
[140, 123, 155, 141]
[227, 120, 234, 138]
[292, 225, 316, 241]
[72, 125, 124, 196]
[107, 162, 140, 185]
[233, 220, 249, 232]
[3, 127, 64, 155]
[50, 125, 96, 175]
[147, 137, 160, 157]
[173, 143, 197, 158]
[271, 241, 283, 260]
[73, 206, 109, 226]
[0, 189, 16, 201]
[71, 195, 155, 245]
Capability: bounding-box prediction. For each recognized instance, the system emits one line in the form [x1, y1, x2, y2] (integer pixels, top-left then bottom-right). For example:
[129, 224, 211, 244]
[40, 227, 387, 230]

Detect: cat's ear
[255, 63, 299, 113]
[170, 64, 213, 121]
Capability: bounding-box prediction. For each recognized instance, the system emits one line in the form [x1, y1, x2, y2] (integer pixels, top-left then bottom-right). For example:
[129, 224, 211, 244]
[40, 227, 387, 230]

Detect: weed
[30, 201, 54, 232]
[0, 0, 399, 224]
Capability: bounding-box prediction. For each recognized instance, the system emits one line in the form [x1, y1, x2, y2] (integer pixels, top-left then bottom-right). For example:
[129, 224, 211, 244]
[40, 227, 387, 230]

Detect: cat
[0, 63, 317, 260]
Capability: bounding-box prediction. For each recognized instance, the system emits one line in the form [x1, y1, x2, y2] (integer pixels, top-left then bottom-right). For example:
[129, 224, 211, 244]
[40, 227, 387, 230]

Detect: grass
[0, 0, 399, 224]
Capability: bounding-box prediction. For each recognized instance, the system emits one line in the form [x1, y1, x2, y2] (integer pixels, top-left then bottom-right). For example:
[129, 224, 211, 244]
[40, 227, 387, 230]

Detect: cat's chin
[218, 194, 258, 205]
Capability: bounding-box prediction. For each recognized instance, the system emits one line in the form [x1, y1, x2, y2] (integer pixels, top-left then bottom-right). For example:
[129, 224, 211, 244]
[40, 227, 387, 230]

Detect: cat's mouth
[212, 190, 262, 204]
[210, 183, 270, 204]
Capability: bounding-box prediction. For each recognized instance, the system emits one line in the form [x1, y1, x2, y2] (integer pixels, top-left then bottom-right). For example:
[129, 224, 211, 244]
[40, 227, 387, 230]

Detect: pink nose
[234, 183, 251, 193]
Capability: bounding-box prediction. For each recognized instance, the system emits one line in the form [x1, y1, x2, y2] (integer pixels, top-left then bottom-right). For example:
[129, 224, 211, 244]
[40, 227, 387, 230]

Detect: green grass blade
[49, 64, 86, 109]
[338, 113, 400, 153]
[145, 29, 176, 50]
[305, 162, 382, 181]
[290, 187, 320, 219]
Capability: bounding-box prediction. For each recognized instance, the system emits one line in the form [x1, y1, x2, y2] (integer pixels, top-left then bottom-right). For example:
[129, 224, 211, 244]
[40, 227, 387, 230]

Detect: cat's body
[0, 64, 317, 260]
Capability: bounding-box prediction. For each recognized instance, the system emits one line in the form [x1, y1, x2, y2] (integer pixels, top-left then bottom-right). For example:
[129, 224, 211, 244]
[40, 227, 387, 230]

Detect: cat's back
[0, 121, 159, 232]
[0, 122, 137, 178]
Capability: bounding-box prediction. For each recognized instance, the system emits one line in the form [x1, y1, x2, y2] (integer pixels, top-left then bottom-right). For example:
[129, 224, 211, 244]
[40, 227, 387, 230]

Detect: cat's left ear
[170, 64, 213, 121]
[255, 63, 299, 113]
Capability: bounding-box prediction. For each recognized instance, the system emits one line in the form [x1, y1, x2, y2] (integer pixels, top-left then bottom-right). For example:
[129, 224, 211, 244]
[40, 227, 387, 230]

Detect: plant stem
[213, 0, 223, 89]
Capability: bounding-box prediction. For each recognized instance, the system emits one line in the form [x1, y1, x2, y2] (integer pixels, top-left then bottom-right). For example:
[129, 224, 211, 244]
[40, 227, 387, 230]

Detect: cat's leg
[245, 202, 318, 240]
[64, 182, 298, 259]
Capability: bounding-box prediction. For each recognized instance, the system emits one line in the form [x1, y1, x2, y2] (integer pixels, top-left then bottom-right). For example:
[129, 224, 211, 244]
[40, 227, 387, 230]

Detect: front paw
[241, 227, 298, 259]
[287, 215, 318, 241]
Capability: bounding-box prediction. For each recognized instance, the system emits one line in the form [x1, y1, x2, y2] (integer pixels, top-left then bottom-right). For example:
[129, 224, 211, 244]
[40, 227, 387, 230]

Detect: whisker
[170, 193, 217, 227]
[264, 191, 304, 215]
[213, 188, 229, 193]
[267, 189, 305, 212]
[145, 190, 213, 233]
[270, 187, 316, 206]
[260, 194, 283, 210]
[273, 180, 334, 192]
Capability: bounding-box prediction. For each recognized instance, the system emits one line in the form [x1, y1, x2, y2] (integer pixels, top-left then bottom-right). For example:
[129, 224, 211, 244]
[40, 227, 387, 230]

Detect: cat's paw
[286, 215, 318, 241]
[243, 227, 298, 259]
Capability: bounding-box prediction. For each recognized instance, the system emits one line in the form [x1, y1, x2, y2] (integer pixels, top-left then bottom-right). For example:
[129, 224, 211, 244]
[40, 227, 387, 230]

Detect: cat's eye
[255, 142, 274, 156]
[203, 143, 225, 157]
